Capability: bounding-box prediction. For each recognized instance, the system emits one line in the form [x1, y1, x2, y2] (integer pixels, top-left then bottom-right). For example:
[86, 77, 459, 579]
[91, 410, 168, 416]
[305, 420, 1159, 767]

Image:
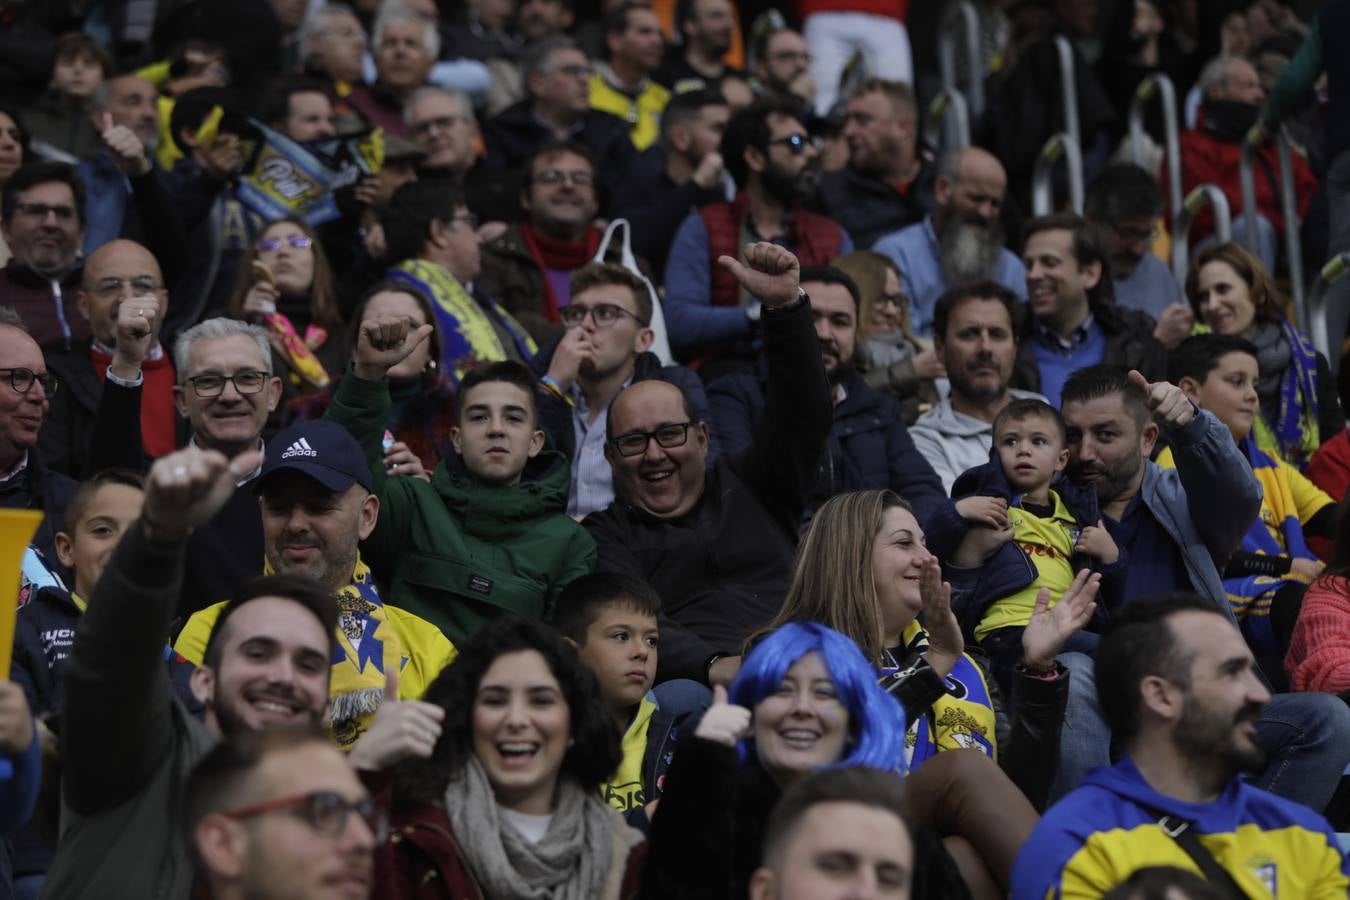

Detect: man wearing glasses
[187, 726, 378, 900]
[480, 140, 612, 344]
[535, 261, 715, 519]
[0, 310, 76, 581]
[43, 444, 341, 900]
[0, 161, 89, 352]
[41, 239, 174, 479]
[663, 99, 850, 376]
[587, 243, 832, 687]
[168, 318, 283, 618]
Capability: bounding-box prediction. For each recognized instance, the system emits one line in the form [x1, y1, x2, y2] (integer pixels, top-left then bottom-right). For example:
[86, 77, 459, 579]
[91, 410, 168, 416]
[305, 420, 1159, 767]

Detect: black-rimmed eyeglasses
[221, 790, 388, 843]
[184, 370, 269, 398]
[611, 422, 694, 457]
[0, 368, 56, 396]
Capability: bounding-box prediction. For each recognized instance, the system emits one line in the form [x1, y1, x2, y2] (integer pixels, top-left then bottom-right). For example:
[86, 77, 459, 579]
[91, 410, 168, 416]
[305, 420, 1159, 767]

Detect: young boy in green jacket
[326, 313, 595, 643]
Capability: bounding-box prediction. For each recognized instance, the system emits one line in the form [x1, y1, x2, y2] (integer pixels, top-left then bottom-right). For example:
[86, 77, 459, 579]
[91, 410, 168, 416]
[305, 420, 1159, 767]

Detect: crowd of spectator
[4, 0, 1350, 898]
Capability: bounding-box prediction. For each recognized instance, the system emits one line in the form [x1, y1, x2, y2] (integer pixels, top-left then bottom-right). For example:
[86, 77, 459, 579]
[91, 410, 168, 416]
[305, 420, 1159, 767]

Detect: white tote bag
[592, 218, 673, 365]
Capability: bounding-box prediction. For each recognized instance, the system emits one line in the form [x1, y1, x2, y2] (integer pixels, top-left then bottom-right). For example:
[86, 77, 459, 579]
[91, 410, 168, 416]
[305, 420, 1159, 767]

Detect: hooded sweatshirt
[1010, 756, 1349, 899]
[909, 389, 1045, 494]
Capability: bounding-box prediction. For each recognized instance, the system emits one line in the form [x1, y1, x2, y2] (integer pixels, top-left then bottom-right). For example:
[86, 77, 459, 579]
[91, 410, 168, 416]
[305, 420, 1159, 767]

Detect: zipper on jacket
[50, 277, 72, 350]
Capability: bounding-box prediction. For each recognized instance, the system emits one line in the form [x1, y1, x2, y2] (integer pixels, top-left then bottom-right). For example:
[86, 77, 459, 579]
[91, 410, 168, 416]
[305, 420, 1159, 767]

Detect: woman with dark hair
[835, 249, 941, 423]
[1186, 241, 1343, 466]
[371, 616, 645, 899]
[766, 489, 1100, 897]
[227, 216, 348, 430]
[295, 279, 455, 474]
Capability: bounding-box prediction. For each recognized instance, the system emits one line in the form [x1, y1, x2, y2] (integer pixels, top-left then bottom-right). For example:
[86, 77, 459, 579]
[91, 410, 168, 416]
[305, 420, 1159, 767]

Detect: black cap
[256, 420, 374, 494]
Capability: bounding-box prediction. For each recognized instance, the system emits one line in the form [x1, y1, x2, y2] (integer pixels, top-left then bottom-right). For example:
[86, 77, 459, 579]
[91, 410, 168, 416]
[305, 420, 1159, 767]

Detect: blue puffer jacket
[925, 447, 1128, 639]
[707, 364, 946, 524]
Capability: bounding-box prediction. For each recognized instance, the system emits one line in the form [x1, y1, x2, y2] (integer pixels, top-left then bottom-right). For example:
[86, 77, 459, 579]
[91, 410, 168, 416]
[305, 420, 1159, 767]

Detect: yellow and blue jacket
[1010, 756, 1349, 899]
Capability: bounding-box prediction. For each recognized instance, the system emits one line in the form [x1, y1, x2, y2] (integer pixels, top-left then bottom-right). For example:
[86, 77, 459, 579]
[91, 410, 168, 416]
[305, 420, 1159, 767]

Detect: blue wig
[728, 621, 906, 772]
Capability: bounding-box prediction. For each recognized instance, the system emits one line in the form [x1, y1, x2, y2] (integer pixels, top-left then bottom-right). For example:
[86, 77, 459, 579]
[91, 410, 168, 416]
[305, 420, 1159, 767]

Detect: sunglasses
[769, 133, 813, 155]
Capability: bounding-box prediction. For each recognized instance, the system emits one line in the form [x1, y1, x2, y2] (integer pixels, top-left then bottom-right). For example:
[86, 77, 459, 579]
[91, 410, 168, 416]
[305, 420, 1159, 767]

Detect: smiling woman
[372, 618, 646, 899]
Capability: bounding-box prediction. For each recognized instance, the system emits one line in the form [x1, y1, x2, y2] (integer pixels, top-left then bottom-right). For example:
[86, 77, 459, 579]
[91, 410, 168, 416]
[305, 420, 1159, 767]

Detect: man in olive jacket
[326, 335, 595, 644]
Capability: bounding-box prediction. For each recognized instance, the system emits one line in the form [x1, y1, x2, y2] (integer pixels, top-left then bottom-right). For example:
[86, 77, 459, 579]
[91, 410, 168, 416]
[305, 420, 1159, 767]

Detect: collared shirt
[0, 452, 29, 484]
[567, 380, 630, 518]
[871, 215, 1027, 338]
[1030, 314, 1107, 407]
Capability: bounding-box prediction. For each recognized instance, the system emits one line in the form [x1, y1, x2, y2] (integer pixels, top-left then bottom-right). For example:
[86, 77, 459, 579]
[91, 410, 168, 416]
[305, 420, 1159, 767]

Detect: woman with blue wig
[640, 621, 973, 899]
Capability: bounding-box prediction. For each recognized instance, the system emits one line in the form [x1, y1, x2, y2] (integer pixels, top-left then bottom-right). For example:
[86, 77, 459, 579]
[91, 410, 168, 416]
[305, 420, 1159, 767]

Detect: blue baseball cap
[256, 419, 374, 494]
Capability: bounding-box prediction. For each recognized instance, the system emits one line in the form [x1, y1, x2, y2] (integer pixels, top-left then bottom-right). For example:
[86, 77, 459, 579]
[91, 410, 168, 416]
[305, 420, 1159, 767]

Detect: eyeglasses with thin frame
[257, 235, 314, 252]
[534, 168, 593, 187]
[0, 367, 57, 397]
[769, 133, 812, 155]
[184, 370, 269, 398]
[1112, 223, 1160, 245]
[876, 291, 904, 309]
[90, 275, 162, 300]
[15, 203, 76, 222]
[560, 302, 647, 328]
[612, 421, 694, 457]
[221, 790, 388, 843]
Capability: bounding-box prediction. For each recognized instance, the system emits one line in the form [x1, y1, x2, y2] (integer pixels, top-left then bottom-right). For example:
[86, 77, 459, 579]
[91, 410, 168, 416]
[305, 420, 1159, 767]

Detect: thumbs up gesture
[717, 242, 801, 309]
[347, 666, 446, 771]
[693, 684, 753, 748]
[100, 112, 151, 178]
[1128, 369, 1195, 429]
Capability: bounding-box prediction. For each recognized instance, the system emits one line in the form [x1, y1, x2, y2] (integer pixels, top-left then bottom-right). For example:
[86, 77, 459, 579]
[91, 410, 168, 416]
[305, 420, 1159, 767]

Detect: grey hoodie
[910, 389, 1046, 493]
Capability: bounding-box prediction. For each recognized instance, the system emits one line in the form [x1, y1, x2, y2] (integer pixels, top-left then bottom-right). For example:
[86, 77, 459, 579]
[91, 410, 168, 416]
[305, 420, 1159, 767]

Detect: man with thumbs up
[1050, 363, 1350, 818]
[172, 419, 456, 750]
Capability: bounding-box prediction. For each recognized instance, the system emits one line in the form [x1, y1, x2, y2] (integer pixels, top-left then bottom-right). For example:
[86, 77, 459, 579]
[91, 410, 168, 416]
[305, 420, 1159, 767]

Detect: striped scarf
[1252, 318, 1322, 468]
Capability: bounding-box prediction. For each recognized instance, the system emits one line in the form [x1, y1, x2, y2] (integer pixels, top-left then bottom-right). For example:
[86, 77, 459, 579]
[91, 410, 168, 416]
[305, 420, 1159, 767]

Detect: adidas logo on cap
[281, 437, 318, 459]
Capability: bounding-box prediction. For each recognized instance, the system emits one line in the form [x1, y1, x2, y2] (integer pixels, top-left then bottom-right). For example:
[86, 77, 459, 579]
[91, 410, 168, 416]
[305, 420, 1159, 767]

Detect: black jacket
[707, 363, 946, 525]
[610, 152, 726, 282]
[1013, 301, 1169, 393]
[583, 299, 832, 683]
[0, 447, 75, 585]
[815, 157, 936, 248]
[40, 346, 159, 479]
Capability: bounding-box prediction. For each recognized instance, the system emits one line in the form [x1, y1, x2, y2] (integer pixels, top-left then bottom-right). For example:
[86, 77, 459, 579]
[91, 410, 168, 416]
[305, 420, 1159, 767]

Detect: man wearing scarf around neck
[1170, 55, 1316, 270]
[479, 140, 608, 345]
[173, 419, 456, 750]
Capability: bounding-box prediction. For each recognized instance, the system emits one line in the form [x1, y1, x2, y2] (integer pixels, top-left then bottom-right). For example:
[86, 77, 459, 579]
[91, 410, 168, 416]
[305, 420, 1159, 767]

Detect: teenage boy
[927, 398, 1124, 690]
[327, 317, 595, 643]
[1166, 334, 1336, 663]
[553, 572, 710, 828]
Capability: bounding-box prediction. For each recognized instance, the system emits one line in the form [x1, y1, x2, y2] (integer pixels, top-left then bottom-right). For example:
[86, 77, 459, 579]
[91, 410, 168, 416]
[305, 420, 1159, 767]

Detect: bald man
[41, 239, 172, 478]
[584, 243, 832, 687]
[874, 147, 1028, 337]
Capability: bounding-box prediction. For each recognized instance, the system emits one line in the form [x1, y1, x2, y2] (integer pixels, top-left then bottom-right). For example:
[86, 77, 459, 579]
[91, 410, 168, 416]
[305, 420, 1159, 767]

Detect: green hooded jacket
[326, 369, 596, 643]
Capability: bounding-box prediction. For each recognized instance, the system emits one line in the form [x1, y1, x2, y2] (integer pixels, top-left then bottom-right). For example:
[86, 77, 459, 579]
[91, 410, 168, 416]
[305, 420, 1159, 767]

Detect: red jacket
[1169, 115, 1316, 241]
[1287, 574, 1350, 693]
[1308, 428, 1350, 507]
[366, 777, 647, 900]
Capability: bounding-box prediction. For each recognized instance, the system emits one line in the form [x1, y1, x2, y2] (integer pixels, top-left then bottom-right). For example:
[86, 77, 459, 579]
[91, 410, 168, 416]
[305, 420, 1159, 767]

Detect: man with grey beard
[873, 147, 1025, 338]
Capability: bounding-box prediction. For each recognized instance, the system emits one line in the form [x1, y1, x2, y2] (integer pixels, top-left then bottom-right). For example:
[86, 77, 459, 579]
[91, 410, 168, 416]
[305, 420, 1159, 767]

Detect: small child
[21, 33, 112, 160]
[552, 572, 709, 830]
[931, 399, 1124, 690]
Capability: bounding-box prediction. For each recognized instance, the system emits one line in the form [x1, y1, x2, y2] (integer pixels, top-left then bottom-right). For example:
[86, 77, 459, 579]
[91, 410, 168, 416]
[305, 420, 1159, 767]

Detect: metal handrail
[937, 1, 984, 121]
[1054, 35, 1080, 151]
[1172, 184, 1233, 287]
[927, 87, 970, 153]
[1305, 253, 1350, 359]
[1127, 73, 1182, 228]
[1238, 137, 1261, 250]
[1031, 132, 1084, 215]
[1276, 131, 1307, 329]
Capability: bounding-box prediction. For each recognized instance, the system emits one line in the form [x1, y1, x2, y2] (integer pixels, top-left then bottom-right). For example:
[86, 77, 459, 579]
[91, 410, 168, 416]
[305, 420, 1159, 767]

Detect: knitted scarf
[1250, 318, 1321, 467]
[519, 222, 602, 323]
[444, 755, 641, 900]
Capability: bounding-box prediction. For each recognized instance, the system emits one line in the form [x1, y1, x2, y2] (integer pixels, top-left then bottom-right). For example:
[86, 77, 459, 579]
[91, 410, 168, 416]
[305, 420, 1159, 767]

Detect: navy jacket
[925, 448, 1128, 639]
[707, 364, 946, 525]
[0, 448, 75, 586]
[814, 159, 936, 248]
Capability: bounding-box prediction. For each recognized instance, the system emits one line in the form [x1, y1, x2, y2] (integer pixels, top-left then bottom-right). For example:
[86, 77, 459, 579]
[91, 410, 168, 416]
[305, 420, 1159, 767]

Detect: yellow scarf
[600, 695, 656, 812]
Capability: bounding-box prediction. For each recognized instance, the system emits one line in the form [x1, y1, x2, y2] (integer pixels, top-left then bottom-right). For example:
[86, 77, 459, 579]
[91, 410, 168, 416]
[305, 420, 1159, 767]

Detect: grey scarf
[444, 756, 639, 900]
[1249, 322, 1289, 421]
